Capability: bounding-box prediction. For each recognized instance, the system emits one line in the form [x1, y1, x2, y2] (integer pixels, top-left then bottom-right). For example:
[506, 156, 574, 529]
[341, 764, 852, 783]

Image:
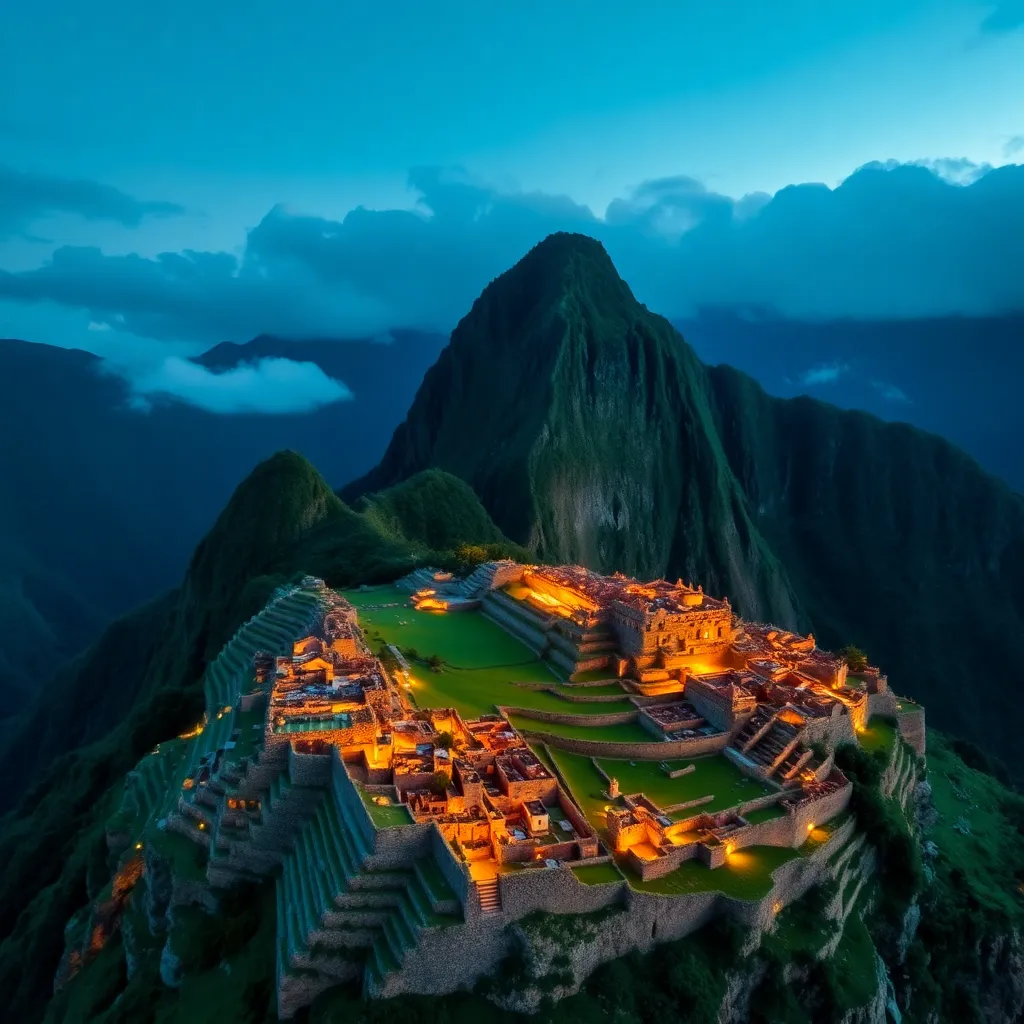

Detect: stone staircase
[475, 878, 502, 915]
[745, 720, 801, 774]
[735, 705, 775, 752]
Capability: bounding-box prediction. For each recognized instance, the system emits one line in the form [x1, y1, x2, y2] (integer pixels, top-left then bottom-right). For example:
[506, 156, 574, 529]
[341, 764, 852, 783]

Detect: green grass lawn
[572, 863, 625, 885]
[858, 718, 897, 757]
[357, 785, 414, 828]
[629, 844, 803, 900]
[561, 683, 631, 697]
[744, 804, 786, 825]
[594, 756, 775, 816]
[346, 585, 643, 719]
[547, 750, 617, 834]
[571, 669, 619, 683]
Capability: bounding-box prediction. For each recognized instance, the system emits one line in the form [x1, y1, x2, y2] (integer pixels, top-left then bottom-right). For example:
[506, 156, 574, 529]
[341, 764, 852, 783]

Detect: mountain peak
[474, 232, 634, 325]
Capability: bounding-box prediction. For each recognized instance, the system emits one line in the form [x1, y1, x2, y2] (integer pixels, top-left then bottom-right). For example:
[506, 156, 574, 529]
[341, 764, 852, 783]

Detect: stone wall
[430, 826, 472, 912]
[516, 725, 728, 760]
[288, 747, 332, 787]
[499, 863, 627, 918]
[367, 797, 858, 1006]
[801, 711, 856, 751]
[331, 752, 376, 849]
[897, 708, 926, 755]
[867, 690, 899, 720]
[366, 820, 434, 871]
[498, 705, 639, 728]
[685, 680, 739, 732]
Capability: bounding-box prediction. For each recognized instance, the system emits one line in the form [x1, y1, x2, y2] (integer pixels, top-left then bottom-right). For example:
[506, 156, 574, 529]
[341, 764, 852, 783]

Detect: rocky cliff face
[346, 231, 1024, 769]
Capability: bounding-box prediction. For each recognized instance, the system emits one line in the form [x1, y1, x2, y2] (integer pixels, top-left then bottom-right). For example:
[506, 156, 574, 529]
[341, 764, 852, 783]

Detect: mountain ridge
[344, 231, 1024, 767]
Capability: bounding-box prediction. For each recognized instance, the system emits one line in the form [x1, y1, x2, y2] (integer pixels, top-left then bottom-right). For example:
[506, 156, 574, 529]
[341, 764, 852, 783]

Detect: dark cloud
[0, 165, 184, 239]
[980, 0, 1024, 32]
[1, 160, 1023, 343]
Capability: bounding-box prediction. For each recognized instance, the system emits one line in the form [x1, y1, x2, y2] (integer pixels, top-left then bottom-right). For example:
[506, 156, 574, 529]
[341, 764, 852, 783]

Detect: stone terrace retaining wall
[373, 799, 858, 1003]
[801, 712, 856, 750]
[367, 820, 435, 871]
[288, 747, 332, 787]
[518, 726, 729, 760]
[868, 690, 899, 719]
[430, 827, 473, 914]
[499, 705, 639, 727]
[897, 708, 926, 755]
[500, 863, 627, 918]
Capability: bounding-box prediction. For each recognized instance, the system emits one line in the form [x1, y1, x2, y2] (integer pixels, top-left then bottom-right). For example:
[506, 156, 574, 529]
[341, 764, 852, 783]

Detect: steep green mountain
[0, 331, 444, 711]
[0, 455, 516, 1020]
[10, 449, 1024, 1024]
[345, 232, 1024, 772]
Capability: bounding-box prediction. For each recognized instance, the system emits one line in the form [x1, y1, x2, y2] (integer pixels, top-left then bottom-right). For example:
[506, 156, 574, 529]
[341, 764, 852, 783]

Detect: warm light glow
[178, 718, 205, 740]
[772, 902, 782, 915]
[725, 842, 735, 857]
[198, 822, 205, 830]
[135, 842, 143, 850]
[807, 822, 815, 833]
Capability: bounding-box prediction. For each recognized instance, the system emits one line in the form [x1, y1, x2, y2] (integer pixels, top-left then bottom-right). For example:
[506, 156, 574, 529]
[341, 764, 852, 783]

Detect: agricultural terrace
[541, 746, 833, 900]
[547, 749, 777, 832]
[628, 815, 845, 901]
[857, 718, 898, 758]
[344, 584, 635, 719]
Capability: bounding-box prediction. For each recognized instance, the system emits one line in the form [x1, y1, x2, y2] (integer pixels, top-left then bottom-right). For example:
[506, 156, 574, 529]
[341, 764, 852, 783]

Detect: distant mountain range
[677, 309, 1024, 495]
[0, 330, 444, 707]
[1, 294, 1021, 712]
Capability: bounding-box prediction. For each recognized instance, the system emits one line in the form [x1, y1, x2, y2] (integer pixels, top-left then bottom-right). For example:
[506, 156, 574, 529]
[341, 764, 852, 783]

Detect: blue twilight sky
[1, 0, 1023, 409]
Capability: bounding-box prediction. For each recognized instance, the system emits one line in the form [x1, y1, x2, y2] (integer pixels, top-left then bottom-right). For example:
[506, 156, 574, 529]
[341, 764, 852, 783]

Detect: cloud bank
[125, 356, 353, 414]
[0, 164, 184, 239]
[2, 161, 1024, 344]
[799, 363, 849, 386]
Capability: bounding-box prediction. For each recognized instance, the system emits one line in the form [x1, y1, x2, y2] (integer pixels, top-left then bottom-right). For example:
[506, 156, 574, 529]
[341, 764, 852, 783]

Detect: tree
[840, 644, 868, 673]
[454, 544, 490, 570]
[426, 653, 445, 672]
[431, 770, 451, 795]
[435, 730, 455, 751]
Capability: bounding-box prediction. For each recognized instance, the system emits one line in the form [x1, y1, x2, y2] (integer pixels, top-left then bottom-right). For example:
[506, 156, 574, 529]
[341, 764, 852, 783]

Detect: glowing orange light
[807, 822, 815, 833]
[198, 822, 206, 830]
[725, 843, 735, 857]
[135, 842, 143, 850]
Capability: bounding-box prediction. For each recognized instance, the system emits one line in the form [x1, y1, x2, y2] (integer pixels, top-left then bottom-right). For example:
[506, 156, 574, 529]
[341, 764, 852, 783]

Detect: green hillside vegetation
[0, 455, 525, 1021]
[6, 234, 1024, 1022]
[343, 232, 1024, 777]
[4, 447, 1024, 1023]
